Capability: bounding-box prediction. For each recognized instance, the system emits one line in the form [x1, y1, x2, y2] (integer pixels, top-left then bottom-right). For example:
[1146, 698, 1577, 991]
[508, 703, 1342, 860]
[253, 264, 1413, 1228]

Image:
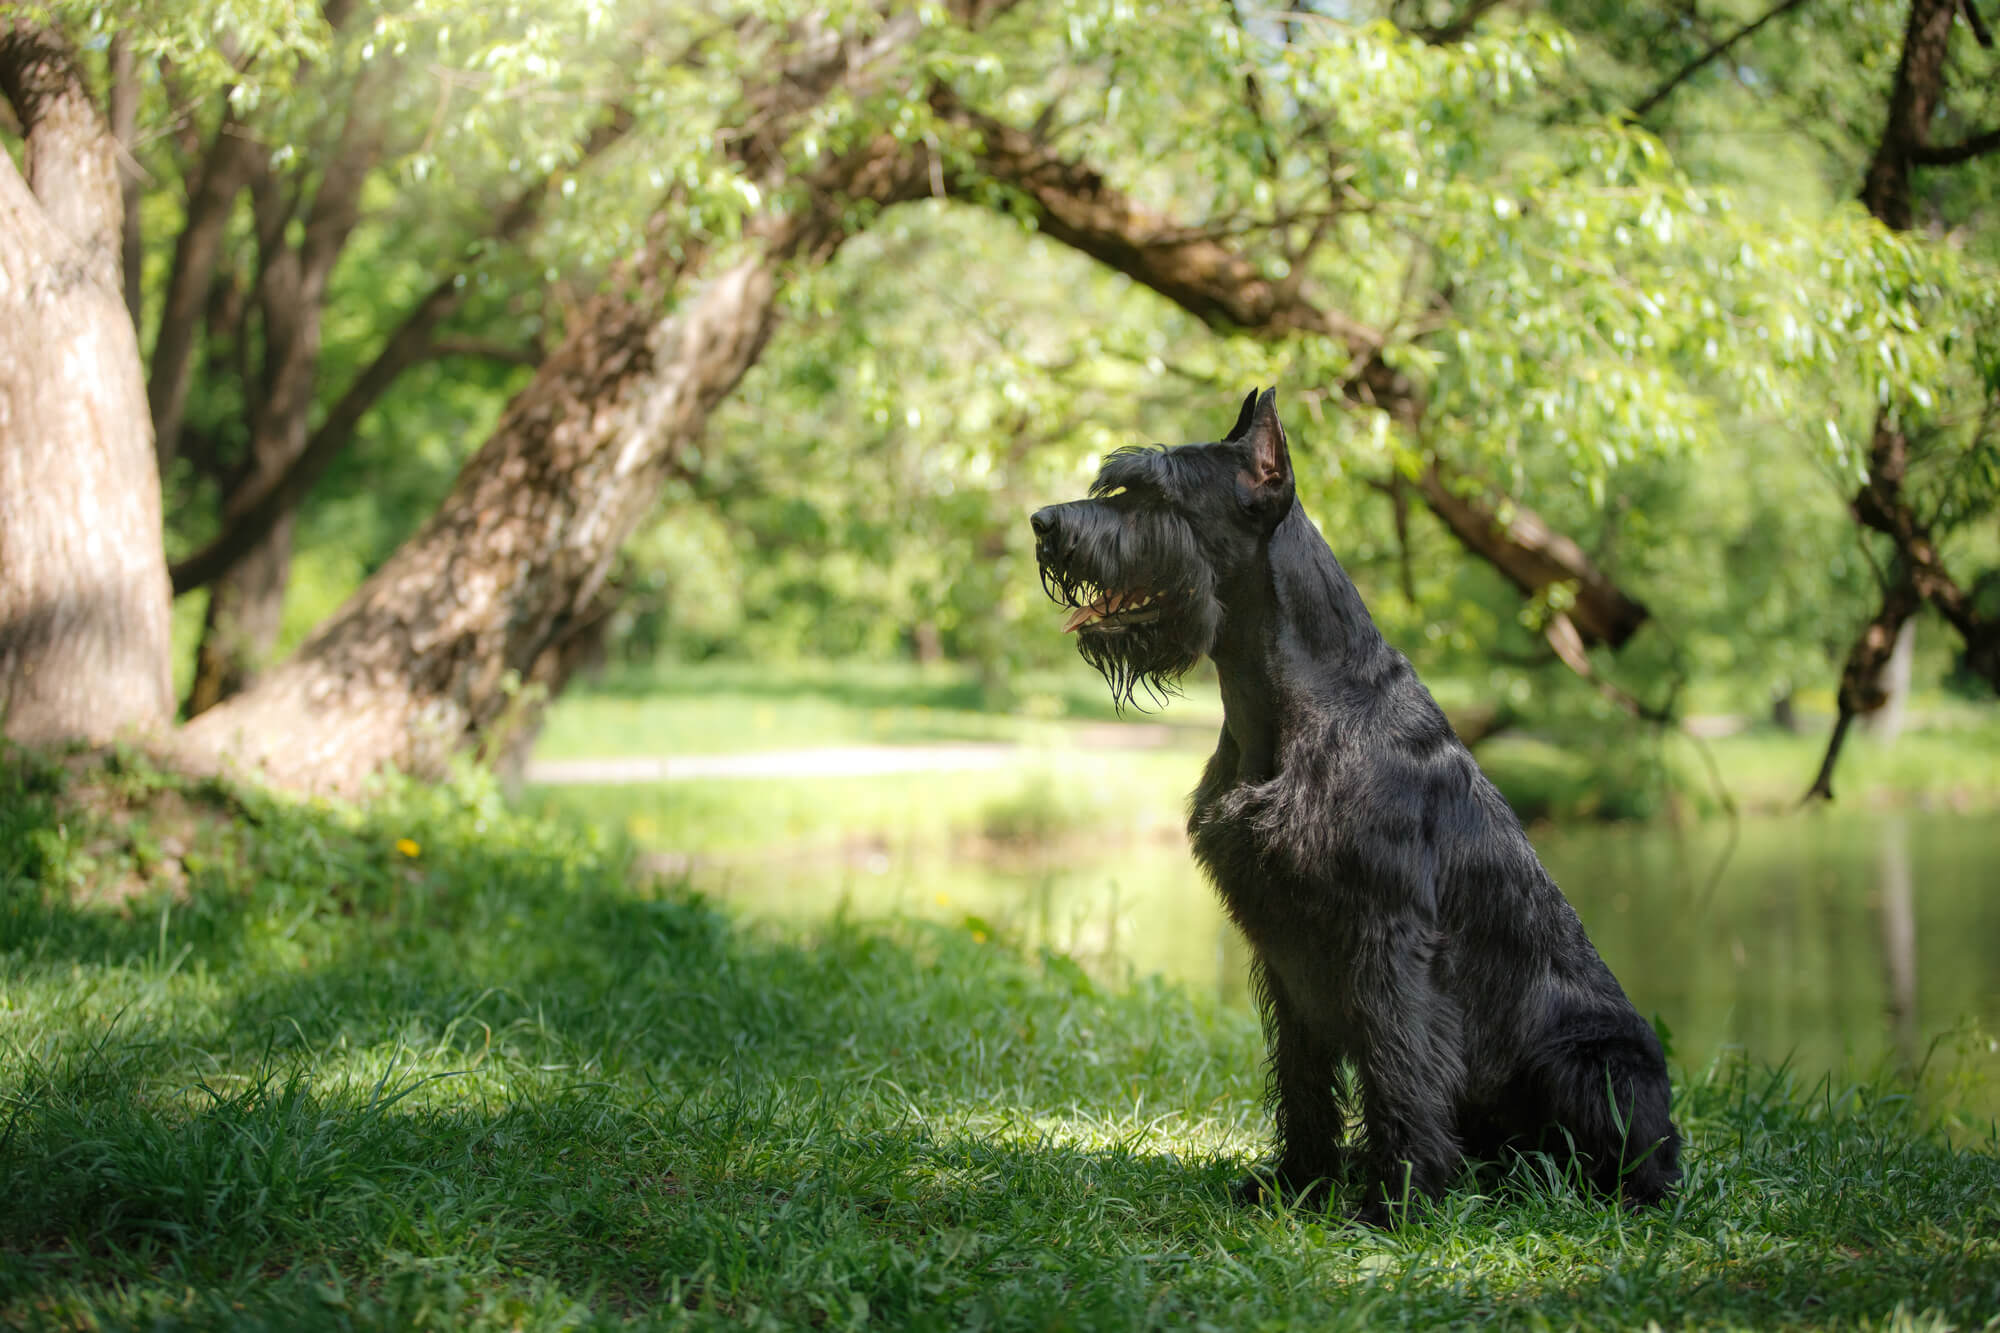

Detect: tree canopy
[3, 0, 1996, 795]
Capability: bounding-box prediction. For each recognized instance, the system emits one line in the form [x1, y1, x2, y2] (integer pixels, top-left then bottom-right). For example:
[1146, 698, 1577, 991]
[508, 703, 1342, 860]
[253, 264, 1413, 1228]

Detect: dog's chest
[1188, 778, 1341, 935]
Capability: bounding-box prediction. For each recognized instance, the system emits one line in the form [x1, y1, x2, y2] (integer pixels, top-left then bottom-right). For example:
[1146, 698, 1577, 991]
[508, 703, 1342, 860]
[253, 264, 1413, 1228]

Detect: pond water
[688, 811, 2000, 1116]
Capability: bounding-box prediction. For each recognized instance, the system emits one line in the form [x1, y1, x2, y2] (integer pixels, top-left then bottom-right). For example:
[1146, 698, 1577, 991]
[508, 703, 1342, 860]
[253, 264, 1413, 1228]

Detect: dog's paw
[1348, 1200, 1396, 1230]
[1231, 1167, 1283, 1207]
[1232, 1164, 1341, 1210]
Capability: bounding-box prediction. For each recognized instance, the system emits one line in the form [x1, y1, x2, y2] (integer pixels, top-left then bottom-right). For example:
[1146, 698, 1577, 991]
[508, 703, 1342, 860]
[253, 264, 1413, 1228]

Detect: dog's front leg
[1237, 957, 1350, 1207]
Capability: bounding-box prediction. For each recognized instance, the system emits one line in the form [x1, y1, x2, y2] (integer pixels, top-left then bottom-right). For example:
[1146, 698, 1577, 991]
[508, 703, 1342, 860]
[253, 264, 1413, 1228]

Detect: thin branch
[1909, 123, 2000, 165]
[1222, 0, 1275, 168]
[1411, 0, 1509, 44]
[424, 336, 544, 366]
[1632, 0, 1816, 122]
[147, 114, 258, 468]
[297, 90, 387, 289]
[1962, 0, 1994, 47]
[1543, 612, 1678, 723]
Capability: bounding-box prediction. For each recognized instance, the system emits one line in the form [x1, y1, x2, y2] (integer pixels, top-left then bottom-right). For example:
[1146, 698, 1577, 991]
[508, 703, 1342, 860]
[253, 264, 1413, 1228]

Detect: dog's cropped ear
[1240, 388, 1293, 507]
[1224, 388, 1262, 443]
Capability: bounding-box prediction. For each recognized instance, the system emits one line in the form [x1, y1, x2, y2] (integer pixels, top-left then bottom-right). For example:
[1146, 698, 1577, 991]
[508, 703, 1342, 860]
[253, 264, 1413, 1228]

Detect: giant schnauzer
[1030, 389, 1680, 1224]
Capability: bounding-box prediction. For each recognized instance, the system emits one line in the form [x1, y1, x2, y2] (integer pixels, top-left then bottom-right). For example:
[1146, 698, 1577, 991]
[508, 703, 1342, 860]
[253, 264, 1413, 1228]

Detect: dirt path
[522, 722, 1204, 785]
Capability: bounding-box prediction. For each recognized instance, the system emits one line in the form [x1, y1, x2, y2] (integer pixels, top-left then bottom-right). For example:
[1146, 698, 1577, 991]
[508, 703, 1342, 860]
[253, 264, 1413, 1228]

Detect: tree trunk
[178, 98, 384, 711]
[1805, 0, 2000, 800]
[179, 143, 932, 791]
[0, 23, 173, 745]
[1860, 616, 1916, 742]
[184, 511, 296, 716]
[176, 248, 770, 790]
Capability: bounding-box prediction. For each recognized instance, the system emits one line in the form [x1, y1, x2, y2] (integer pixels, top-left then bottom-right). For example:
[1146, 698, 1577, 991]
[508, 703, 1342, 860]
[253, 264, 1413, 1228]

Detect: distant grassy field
[4, 752, 1996, 1330]
[530, 660, 1211, 759]
[529, 661, 2000, 858]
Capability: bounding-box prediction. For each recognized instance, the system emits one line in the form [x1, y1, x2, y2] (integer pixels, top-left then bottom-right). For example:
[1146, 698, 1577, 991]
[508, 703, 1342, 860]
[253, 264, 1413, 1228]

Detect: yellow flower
[395, 838, 421, 858]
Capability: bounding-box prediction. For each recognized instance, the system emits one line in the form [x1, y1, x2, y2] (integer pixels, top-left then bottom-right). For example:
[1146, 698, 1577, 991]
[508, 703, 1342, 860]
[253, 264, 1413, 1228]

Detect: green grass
[4, 751, 1998, 1330]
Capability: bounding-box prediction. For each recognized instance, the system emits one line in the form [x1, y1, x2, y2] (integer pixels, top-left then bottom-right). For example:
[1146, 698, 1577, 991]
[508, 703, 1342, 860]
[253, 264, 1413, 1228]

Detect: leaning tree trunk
[179, 135, 933, 792]
[174, 6, 945, 792]
[933, 91, 1652, 657]
[175, 247, 775, 790]
[0, 23, 173, 745]
[184, 511, 298, 716]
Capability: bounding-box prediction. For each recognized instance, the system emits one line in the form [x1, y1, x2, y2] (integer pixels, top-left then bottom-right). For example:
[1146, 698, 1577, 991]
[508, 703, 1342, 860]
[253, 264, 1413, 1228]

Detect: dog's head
[1029, 388, 1295, 708]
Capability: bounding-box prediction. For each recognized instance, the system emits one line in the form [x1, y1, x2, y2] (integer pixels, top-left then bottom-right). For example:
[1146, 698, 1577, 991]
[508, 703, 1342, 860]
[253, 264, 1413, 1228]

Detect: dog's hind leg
[1530, 1009, 1682, 1206]
[1239, 958, 1351, 1206]
[1348, 934, 1468, 1224]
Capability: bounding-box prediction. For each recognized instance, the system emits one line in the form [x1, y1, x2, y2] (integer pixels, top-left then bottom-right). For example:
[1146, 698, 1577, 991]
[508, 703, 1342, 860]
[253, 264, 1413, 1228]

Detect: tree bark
[176, 246, 769, 789]
[146, 110, 258, 471]
[107, 33, 142, 328]
[1413, 463, 1649, 648]
[1858, 0, 1960, 229]
[0, 23, 173, 743]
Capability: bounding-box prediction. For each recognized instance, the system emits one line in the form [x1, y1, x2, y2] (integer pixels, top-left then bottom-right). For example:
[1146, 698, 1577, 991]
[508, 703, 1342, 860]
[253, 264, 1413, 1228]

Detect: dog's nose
[1030, 507, 1058, 540]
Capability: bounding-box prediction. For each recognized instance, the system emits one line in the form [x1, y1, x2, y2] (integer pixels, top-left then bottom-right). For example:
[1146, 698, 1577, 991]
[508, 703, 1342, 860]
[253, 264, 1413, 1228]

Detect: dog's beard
[1076, 617, 1202, 711]
[1038, 565, 1212, 712]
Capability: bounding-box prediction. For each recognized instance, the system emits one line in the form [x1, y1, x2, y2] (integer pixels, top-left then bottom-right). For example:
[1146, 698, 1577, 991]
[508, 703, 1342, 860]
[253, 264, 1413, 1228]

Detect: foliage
[3, 753, 1998, 1328]
[22, 0, 2000, 737]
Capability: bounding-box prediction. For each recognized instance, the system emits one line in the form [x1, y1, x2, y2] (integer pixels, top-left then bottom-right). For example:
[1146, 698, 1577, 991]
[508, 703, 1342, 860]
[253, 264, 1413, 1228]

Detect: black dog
[1030, 389, 1680, 1224]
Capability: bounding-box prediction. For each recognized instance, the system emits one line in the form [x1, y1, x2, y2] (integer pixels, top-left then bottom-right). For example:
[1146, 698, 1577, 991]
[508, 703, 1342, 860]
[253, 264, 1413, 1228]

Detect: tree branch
[1847, 416, 2000, 686]
[937, 92, 1652, 655]
[1415, 463, 1651, 648]
[1961, 0, 1994, 46]
[1859, 0, 1960, 228]
[147, 113, 258, 469]
[424, 336, 544, 367]
[1909, 123, 2000, 165]
[1632, 0, 1817, 122]
[1803, 565, 1922, 803]
[107, 33, 143, 328]
[1411, 0, 1510, 44]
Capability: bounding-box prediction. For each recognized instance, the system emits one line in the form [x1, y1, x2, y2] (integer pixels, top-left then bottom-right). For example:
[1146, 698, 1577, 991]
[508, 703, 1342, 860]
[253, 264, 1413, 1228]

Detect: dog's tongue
[1062, 591, 1124, 633]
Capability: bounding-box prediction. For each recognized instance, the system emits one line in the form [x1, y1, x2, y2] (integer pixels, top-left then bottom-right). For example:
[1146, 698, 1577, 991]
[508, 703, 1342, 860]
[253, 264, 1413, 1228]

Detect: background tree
[0, 20, 172, 743]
